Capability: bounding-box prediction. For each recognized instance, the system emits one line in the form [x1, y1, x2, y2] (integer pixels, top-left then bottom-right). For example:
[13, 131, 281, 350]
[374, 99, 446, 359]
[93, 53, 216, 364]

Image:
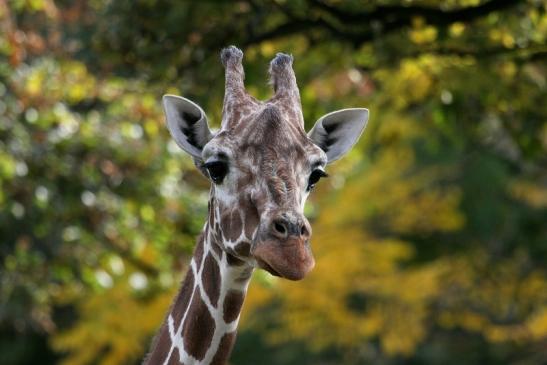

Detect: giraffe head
[163, 46, 368, 281]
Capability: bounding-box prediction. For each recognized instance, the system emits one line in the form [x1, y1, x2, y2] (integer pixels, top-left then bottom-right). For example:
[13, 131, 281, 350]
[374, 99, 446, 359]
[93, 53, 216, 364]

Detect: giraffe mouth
[251, 238, 315, 281]
[255, 258, 282, 277]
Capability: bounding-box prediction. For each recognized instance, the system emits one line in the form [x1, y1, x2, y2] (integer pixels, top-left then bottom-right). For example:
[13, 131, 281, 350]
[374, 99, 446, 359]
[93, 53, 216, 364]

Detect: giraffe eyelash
[307, 169, 328, 191]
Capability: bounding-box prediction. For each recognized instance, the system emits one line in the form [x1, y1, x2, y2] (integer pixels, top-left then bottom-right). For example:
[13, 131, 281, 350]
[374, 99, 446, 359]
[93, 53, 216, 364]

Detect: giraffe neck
[145, 223, 254, 365]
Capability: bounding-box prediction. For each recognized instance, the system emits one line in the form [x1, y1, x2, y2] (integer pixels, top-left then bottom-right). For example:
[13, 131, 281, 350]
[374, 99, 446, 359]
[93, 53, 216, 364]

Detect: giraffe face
[163, 47, 369, 281]
[200, 106, 327, 280]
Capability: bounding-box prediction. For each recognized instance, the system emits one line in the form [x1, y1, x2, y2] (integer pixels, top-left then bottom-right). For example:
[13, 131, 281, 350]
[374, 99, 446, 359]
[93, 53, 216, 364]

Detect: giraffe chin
[252, 238, 315, 281]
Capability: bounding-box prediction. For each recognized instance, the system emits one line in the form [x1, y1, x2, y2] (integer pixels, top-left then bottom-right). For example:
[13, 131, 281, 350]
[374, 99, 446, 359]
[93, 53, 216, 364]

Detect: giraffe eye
[307, 169, 328, 191]
[204, 161, 228, 184]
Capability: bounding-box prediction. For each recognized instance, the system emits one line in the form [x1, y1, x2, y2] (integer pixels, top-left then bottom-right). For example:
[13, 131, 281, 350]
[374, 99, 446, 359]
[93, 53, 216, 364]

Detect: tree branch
[308, 0, 523, 26]
[377, 44, 547, 64]
[243, 0, 524, 48]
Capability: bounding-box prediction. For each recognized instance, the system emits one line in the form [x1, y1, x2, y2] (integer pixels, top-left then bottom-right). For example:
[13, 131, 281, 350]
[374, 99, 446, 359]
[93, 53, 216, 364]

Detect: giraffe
[144, 46, 369, 365]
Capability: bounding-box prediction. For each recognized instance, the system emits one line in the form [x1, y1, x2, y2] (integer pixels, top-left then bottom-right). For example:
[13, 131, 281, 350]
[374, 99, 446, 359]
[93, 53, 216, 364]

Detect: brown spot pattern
[182, 288, 216, 361]
[226, 253, 245, 266]
[194, 237, 204, 271]
[223, 290, 245, 323]
[221, 209, 242, 242]
[145, 269, 195, 365]
[172, 270, 194, 328]
[211, 240, 223, 257]
[166, 349, 184, 365]
[202, 253, 221, 307]
[234, 241, 251, 257]
[210, 331, 237, 365]
[142, 325, 172, 365]
[239, 198, 260, 239]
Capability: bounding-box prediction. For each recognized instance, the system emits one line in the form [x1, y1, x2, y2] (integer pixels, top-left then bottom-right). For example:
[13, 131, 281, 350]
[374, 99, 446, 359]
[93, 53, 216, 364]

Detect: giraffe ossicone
[144, 46, 369, 365]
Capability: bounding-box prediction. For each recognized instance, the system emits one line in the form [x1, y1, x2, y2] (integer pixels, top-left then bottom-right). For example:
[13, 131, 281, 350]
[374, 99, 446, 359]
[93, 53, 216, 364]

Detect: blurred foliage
[1, 0, 546, 364]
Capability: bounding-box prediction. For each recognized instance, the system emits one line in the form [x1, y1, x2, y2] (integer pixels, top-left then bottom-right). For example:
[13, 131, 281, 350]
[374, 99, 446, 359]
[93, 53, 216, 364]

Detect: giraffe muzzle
[252, 237, 315, 281]
[252, 213, 315, 280]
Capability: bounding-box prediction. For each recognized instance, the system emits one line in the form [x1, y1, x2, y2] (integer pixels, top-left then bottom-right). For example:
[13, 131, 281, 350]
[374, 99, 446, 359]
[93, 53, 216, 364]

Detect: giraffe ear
[308, 108, 369, 163]
[163, 94, 213, 160]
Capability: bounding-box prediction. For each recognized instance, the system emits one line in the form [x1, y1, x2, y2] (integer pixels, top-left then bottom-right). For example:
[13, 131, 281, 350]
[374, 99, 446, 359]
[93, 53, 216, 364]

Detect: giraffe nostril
[271, 213, 311, 239]
[273, 221, 287, 236]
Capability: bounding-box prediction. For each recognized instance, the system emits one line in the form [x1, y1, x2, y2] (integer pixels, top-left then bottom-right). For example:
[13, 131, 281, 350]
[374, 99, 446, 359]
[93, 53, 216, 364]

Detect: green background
[1, 0, 546, 364]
